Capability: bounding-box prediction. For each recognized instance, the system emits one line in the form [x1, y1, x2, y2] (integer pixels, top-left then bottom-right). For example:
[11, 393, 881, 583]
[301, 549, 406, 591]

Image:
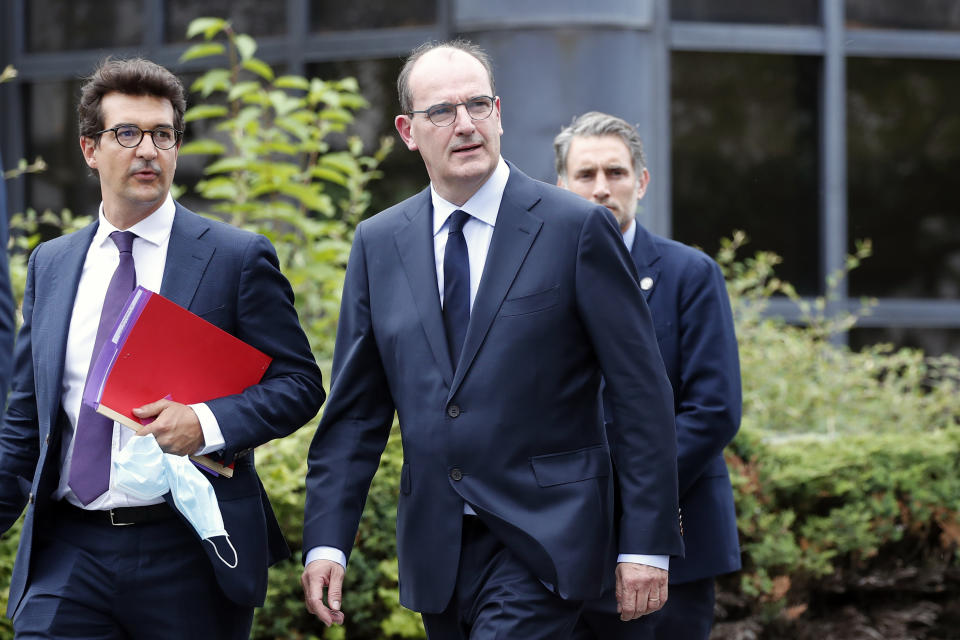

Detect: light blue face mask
[114, 434, 238, 568]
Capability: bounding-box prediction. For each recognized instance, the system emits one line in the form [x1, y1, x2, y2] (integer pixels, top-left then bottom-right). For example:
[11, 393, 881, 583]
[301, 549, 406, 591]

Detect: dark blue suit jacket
[0, 149, 15, 404]
[0, 204, 325, 616]
[625, 223, 741, 584]
[304, 164, 682, 614]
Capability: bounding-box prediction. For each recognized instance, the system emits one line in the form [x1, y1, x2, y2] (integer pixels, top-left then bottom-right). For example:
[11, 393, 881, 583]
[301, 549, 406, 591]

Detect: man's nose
[135, 135, 159, 158]
[593, 175, 610, 199]
[452, 105, 476, 133]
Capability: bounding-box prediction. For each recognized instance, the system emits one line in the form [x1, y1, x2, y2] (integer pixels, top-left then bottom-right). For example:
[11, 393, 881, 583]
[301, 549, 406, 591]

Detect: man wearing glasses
[302, 40, 681, 638]
[0, 58, 324, 638]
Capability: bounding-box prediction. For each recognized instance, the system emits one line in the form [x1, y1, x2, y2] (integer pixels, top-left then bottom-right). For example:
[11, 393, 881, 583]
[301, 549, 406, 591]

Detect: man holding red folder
[0, 58, 324, 639]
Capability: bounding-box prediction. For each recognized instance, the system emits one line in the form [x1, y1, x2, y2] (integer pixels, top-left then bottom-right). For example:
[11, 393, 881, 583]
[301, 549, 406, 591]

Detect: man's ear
[394, 114, 418, 151]
[636, 168, 651, 200]
[80, 136, 98, 169]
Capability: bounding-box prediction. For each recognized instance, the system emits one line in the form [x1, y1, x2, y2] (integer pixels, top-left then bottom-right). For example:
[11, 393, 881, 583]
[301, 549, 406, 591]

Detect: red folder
[85, 286, 273, 477]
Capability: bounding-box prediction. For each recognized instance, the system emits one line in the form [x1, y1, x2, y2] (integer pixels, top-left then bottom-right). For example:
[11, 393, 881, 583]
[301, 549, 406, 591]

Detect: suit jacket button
[447, 404, 461, 418]
[450, 468, 463, 481]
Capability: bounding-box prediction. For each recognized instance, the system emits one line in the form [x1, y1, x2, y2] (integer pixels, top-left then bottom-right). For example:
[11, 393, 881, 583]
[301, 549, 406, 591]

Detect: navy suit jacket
[304, 164, 682, 614]
[0, 204, 325, 616]
[0, 149, 15, 404]
[624, 223, 741, 583]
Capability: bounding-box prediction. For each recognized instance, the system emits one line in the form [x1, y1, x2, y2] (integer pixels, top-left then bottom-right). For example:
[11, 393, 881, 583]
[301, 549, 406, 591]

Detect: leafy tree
[178, 16, 392, 360]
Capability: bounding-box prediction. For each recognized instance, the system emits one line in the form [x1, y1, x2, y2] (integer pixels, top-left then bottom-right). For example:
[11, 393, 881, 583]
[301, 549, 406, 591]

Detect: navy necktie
[69, 230, 138, 505]
[443, 210, 471, 366]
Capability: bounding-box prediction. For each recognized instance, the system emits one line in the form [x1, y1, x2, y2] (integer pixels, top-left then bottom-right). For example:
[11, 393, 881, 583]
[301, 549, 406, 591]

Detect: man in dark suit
[556, 111, 742, 640]
[301, 41, 681, 639]
[0, 148, 15, 403]
[0, 58, 324, 639]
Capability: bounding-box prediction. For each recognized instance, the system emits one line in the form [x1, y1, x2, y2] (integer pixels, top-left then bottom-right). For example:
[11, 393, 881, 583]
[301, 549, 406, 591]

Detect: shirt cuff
[617, 554, 670, 571]
[189, 403, 224, 456]
[305, 546, 348, 569]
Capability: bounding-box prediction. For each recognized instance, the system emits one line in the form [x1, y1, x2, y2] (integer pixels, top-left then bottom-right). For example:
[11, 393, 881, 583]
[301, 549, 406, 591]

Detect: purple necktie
[68, 230, 138, 505]
[443, 210, 471, 365]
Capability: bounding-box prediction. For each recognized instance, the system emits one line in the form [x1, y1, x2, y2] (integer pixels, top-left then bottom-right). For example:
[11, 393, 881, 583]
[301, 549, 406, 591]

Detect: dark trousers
[572, 577, 715, 640]
[421, 517, 583, 640]
[12, 503, 253, 640]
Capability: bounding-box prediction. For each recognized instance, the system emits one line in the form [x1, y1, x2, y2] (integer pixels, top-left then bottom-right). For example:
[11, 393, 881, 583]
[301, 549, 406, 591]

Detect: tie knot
[447, 210, 471, 234]
[110, 230, 137, 254]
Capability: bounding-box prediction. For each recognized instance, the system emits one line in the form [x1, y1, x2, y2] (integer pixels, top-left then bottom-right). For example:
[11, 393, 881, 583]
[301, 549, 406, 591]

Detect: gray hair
[554, 111, 647, 179]
[397, 39, 496, 114]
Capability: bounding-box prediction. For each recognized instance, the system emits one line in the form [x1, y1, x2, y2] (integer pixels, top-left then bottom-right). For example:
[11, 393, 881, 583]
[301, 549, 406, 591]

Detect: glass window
[671, 0, 819, 25]
[671, 52, 820, 295]
[165, 0, 287, 41]
[22, 80, 102, 217]
[847, 58, 960, 299]
[308, 58, 429, 217]
[310, 0, 436, 32]
[850, 327, 960, 357]
[846, 0, 960, 31]
[27, 0, 143, 52]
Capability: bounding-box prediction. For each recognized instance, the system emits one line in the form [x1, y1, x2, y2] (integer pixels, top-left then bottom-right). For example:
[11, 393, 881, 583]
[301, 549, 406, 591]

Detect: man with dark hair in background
[302, 41, 682, 639]
[556, 111, 742, 640]
[0, 57, 325, 639]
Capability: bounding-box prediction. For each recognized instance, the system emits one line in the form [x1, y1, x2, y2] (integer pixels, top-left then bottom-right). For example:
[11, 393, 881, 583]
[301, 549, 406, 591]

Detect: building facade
[2, 0, 960, 353]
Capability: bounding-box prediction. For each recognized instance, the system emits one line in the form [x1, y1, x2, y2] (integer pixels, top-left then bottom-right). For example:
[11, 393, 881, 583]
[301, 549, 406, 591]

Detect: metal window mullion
[821, 0, 847, 342]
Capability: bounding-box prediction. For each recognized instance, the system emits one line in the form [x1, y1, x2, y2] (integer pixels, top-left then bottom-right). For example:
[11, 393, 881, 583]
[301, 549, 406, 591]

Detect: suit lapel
[40, 222, 98, 427]
[450, 168, 542, 397]
[630, 223, 662, 302]
[394, 189, 455, 385]
[159, 204, 214, 309]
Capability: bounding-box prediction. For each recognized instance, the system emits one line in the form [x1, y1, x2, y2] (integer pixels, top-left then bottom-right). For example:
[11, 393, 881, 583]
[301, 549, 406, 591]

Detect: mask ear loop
[205, 536, 238, 569]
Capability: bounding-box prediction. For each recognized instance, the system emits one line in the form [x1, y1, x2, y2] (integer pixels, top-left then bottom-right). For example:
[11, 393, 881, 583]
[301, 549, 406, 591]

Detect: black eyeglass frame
[92, 124, 184, 150]
[407, 95, 497, 127]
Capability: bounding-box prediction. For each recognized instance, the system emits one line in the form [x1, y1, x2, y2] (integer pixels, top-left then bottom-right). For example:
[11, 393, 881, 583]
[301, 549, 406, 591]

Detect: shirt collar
[621, 218, 637, 250]
[94, 193, 176, 248]
[432, 156, 510, 235]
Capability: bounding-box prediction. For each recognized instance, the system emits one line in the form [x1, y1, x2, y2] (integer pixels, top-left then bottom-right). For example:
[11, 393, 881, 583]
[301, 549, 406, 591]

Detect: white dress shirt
[308, 161, 667, 572]
[54, 194, 225, 509]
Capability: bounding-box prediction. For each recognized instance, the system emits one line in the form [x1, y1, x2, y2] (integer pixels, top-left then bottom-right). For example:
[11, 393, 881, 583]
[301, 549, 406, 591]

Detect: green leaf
[186, 17, 227, 40]
[269, 91, 303, 117]
[243, 58, 275, 82]
[320, 152, 360, 176]
[276, 183, 334, 215]
[227, 81, 262, 102]
[191, 69, 231, 97]
[179, 42, 226, 63]
[178, 139, 226, 155]
[235, 33, 257, 62]
[318, 108, 354, 124]
[275, 75, 310, 91]
[204, 157, 252, 175]
[183, 104, 229, 122]
[309, 167, 349, 186]
[275, 116, 311, 142]
[195, 176, 240, 200]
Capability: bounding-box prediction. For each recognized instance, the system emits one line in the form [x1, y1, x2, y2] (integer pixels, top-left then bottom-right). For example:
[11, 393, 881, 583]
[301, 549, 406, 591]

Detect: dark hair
[397, 39, 496, 114]
[78, 58, 186, 140]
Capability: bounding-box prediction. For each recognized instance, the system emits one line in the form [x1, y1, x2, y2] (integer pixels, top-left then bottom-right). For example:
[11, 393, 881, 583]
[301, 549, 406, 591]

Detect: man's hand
[133, 398, 204, 456]
[615, 562, 668, 621]
[302, 559, 346, 626]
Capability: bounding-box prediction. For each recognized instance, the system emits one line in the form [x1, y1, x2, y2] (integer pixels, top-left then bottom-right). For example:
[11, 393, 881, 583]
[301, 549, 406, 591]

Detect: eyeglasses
[408, 95, 496, 127]
[94, 124, 182, 150]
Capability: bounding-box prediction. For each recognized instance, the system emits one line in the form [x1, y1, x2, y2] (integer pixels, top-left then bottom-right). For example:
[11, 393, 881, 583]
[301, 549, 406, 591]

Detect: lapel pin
[640, 277, 654, 291]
